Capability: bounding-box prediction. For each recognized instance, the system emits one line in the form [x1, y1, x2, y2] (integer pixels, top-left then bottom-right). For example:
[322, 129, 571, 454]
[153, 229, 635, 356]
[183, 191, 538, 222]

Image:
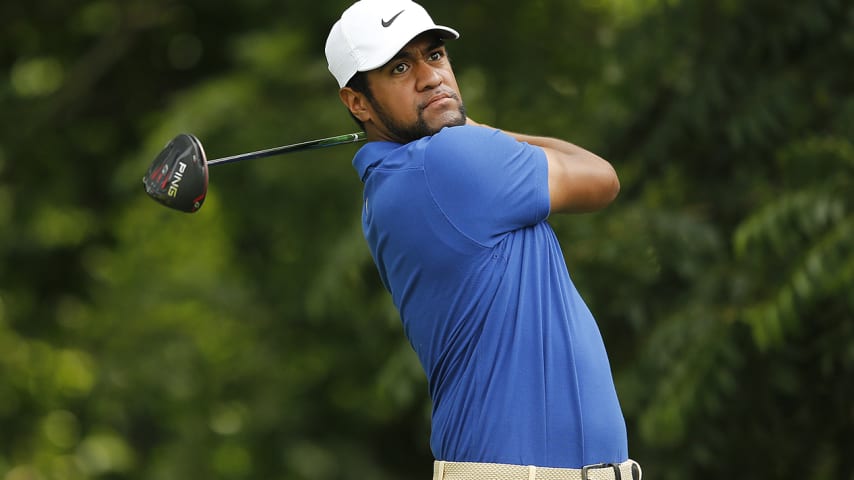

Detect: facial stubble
[367, 92, 467, 143]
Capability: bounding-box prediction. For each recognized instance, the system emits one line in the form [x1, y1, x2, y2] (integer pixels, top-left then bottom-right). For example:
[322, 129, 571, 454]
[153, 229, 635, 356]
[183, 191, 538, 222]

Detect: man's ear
[339, 88, 371, 123]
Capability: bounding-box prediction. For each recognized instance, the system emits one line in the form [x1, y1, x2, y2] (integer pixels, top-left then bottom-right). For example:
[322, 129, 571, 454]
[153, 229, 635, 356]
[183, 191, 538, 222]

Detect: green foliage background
[2, 0, 852, 479]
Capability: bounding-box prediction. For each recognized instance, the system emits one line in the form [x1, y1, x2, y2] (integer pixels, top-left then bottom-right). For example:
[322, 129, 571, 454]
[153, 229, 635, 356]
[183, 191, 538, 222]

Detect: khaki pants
[433, 459, 641, 480]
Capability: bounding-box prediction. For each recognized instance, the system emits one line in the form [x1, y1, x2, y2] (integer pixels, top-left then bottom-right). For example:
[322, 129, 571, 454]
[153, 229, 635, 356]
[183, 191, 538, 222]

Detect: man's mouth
[421, 92, 457, 110]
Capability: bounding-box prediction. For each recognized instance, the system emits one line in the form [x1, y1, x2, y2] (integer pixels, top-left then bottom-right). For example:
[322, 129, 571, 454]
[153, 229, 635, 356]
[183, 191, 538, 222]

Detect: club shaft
[207, 132, 366, 167]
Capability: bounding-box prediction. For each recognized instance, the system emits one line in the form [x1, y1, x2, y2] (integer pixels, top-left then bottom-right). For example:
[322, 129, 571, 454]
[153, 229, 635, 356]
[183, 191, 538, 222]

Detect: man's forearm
[465, 119, 619, 213]
[465, 119, 589, 157]
[501, 131, 593, 158]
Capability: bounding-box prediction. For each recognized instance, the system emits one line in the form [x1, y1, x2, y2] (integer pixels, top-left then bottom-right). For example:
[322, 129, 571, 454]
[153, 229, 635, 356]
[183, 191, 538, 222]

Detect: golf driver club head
[142, 134, 208, 213]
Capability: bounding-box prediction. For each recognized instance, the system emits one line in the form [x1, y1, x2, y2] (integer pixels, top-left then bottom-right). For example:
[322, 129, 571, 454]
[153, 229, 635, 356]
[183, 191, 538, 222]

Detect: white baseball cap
[325, 0, 459, 88]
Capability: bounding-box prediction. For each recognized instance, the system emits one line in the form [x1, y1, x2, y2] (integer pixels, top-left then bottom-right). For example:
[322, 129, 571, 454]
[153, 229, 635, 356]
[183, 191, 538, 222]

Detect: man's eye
[393, 63, 409, 74]
[429, 51, 443, 61]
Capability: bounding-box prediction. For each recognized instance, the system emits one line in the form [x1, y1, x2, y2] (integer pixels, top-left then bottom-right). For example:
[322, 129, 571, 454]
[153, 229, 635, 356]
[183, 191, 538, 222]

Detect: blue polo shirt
[353, 125, 627, 468]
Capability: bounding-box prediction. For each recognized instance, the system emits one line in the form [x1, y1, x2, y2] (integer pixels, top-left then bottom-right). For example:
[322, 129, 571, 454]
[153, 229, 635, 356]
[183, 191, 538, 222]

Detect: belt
[433, 459, 641, 480]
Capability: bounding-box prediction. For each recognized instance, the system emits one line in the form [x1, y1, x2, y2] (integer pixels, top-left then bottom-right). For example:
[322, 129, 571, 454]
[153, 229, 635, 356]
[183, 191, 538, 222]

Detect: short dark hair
[345, 71, 371, 130]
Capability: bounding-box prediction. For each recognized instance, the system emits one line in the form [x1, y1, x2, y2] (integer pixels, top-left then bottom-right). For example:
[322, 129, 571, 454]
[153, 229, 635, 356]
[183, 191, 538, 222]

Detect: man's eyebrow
[387, 38, 447, 64]
[387, 50, 413, 64]
[426, 38, 447, 51]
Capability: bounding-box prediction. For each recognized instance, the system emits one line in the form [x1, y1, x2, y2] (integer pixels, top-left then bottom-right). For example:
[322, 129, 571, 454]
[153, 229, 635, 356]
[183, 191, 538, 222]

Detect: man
[326, 1, 641, 479]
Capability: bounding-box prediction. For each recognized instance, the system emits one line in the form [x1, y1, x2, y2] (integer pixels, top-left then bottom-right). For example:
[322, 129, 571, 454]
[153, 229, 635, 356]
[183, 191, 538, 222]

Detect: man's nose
[414, 62, 442, 90]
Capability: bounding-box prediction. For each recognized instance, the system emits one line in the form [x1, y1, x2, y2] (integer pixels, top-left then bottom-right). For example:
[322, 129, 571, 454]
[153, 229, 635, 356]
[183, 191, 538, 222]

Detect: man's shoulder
[422, 125, 517, 162]
[428, 124, 500, 146]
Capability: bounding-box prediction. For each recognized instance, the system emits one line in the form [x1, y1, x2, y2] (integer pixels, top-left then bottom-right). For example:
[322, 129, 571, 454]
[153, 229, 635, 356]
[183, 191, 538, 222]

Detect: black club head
[142, 134, 209, 213]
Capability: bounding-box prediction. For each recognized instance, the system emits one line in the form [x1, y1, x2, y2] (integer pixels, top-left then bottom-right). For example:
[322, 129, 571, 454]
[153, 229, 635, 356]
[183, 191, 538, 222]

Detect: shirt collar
[353, 141, 404, 182]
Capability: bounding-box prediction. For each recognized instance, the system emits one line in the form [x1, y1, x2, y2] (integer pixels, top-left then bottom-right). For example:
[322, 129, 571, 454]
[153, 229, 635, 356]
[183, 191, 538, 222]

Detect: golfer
[326, 1, 641, 478]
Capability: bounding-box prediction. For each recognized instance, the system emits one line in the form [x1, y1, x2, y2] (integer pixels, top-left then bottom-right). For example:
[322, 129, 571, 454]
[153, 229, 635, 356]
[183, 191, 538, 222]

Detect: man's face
[361, 33, 466, 143]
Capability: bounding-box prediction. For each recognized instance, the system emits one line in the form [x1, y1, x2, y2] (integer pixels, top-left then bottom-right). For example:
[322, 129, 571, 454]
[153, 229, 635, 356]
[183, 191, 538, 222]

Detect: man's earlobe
[339, 88, 370, 123]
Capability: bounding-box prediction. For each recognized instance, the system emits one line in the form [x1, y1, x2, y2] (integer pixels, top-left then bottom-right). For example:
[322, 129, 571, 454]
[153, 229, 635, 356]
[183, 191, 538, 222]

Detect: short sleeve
[424, 125, 550, 245]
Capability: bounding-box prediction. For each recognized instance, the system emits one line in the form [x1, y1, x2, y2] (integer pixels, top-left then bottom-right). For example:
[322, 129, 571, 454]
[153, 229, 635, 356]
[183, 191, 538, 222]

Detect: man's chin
[384, 108, 468, 142]
[429, 111, 467, 132]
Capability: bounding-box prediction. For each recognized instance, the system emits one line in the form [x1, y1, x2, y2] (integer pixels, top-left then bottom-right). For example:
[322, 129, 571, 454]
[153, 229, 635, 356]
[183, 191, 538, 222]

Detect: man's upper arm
[425, 126, 550, 243]
[542, 145, 620, 214]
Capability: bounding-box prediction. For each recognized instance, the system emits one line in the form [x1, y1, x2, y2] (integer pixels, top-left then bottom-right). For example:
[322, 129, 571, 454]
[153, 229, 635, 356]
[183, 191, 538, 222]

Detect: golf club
[142, 131, 366, 213]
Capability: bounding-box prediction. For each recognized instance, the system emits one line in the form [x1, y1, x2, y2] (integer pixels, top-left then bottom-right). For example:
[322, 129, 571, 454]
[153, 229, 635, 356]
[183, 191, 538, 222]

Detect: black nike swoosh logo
[381, 10, 405, 27]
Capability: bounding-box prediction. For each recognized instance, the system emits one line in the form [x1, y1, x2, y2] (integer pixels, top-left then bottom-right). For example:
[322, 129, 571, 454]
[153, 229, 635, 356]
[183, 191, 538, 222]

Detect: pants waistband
[433, 459, 641, 480]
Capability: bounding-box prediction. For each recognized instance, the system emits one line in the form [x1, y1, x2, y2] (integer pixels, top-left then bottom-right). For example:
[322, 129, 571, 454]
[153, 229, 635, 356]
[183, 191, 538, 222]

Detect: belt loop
[582, 463, 620, 480]
[433, 461, 445, 480]
[629, 460, 642, 480]
[528, 465, 537, 480]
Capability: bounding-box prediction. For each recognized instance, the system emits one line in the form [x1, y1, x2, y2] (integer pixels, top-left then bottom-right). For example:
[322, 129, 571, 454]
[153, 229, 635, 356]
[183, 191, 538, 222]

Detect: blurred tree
[573, 0, 854, 478]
